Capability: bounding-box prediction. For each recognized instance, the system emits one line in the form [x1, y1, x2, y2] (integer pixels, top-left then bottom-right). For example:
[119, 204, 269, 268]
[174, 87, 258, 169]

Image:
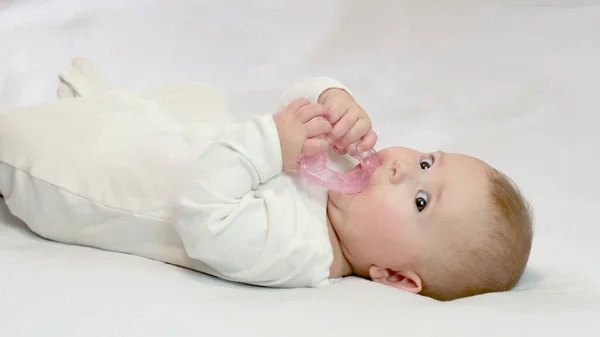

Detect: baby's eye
[415, 191, 429, 212]
[420, 156, 434, 170]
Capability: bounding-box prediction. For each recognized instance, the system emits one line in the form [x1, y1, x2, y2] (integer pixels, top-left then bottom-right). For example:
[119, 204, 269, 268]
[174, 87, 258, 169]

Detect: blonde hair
[419, 167, 534, 301]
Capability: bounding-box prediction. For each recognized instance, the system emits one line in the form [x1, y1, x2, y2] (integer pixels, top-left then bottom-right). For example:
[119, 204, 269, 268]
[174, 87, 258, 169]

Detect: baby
[179, 87, 534, 301]
[1, 58, 534, 301]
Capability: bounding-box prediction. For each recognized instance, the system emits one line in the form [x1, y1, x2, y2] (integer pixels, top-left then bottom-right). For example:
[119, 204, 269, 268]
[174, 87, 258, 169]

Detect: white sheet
[1, 0, 599, 336]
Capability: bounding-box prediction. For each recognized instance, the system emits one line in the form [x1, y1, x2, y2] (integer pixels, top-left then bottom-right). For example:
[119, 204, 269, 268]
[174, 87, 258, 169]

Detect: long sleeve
[172, 114, 283, 276]
[171, 77, 353, 287]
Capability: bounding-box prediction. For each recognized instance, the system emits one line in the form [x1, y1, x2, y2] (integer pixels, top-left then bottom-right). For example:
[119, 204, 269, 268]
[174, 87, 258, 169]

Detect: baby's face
[329, 146, 491, 284]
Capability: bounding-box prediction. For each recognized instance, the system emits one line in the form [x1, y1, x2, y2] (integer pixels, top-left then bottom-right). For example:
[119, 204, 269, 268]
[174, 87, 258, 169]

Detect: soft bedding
[1, 0, 599, 336]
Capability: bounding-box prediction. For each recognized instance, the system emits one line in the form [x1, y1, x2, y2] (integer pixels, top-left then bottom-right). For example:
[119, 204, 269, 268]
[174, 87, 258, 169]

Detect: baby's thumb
[285, 98, 311, 113]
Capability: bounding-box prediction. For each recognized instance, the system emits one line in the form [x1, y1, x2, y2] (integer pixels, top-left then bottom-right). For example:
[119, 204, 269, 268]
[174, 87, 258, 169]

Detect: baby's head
[327, 147, 533, 301]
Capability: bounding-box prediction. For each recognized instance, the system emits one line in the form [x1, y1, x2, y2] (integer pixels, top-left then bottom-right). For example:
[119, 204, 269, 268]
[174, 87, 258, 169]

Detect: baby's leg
[56, 57, 233, 125]
[138, 82, 233, 125]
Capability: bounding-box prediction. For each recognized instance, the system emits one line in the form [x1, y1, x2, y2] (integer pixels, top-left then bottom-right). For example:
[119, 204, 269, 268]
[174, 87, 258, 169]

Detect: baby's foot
[57, 57, 117, 99]
[56, 76, 78, 99]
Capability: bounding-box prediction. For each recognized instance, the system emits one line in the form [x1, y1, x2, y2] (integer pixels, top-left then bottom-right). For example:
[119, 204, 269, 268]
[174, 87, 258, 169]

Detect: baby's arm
[172, 113, 283, 279]
[171, 77, 353, 286]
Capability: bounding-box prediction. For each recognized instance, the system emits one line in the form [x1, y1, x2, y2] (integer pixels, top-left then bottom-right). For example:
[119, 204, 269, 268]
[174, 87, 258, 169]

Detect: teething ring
[298, 143, 381, 194]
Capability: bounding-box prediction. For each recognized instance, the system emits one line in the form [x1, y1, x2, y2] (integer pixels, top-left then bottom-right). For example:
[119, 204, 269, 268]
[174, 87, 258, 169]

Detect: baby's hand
[273, 98, 333, 170]
[318, 88, 377, 154]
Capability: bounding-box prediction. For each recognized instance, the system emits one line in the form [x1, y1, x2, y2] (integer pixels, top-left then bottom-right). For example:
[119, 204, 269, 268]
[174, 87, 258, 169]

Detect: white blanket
[1, 0, 599, 336]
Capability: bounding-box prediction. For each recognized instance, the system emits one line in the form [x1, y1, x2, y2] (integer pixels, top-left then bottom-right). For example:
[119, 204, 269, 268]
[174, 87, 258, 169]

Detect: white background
[1, 1, 599, 336]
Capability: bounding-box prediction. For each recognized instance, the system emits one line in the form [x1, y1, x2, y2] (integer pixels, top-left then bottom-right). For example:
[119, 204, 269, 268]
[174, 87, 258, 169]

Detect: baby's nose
[389, 159, 416, 184]
[389, 160, 403, 184]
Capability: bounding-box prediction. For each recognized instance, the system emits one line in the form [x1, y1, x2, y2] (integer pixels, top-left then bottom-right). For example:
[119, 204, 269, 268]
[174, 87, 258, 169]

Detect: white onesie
[172, 77, 355, 288]
[0, 60, 355, 288]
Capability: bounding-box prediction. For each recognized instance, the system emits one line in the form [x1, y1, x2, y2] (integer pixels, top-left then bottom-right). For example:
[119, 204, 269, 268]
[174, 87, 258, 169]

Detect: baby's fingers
[304, 117, 333, 139]
[297, 103, 329, 123]
[335, 118, 371, 150]
[302, 138, 330, 156]
[285, 98, 311, 113]
[328, 113, 359, 143]
[357, 129, 377, 152]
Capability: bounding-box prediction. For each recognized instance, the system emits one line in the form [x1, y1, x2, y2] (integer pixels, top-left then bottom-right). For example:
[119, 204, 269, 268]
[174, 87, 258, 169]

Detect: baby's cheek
[366, 204, 404, 236]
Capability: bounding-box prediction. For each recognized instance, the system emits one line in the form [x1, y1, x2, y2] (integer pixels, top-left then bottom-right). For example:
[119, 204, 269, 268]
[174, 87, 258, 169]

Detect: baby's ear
[368, 265, 423, 294]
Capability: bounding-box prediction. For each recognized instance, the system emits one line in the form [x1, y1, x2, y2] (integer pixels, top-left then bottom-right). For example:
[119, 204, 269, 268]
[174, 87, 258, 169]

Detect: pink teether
[298, 143, 381, 194]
